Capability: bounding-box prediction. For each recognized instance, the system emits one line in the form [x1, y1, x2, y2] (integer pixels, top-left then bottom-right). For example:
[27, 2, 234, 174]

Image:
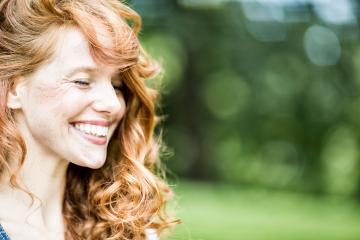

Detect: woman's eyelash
[74, 79, 90, 86]
[72, 78, 123, 92]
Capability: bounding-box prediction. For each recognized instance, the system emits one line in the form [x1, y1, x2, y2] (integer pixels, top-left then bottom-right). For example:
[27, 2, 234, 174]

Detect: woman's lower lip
[71, 125, 107, 145]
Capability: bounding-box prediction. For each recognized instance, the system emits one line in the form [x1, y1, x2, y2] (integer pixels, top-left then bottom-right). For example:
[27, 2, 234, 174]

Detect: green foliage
[135, 0, 360, 196]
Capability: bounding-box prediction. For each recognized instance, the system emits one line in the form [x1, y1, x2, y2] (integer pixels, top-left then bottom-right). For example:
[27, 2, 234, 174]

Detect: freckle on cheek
[35, 84, 67, 103]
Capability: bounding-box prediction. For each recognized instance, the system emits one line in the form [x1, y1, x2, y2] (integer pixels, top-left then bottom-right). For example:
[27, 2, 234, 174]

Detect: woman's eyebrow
[64, 66, 98, 78]
[65, 66, 123, 79]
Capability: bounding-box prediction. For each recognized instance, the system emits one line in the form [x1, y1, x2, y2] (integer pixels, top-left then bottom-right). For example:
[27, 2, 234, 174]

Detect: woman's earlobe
[7, 91, 22, 109]
[6, 79, 24, 110]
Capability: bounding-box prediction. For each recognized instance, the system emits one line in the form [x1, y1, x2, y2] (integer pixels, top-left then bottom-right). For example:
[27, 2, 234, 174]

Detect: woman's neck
[0, 143, 69, 237]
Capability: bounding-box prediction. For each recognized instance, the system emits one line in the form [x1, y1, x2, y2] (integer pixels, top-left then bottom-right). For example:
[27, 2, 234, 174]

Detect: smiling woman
[0, 0, 177, 239]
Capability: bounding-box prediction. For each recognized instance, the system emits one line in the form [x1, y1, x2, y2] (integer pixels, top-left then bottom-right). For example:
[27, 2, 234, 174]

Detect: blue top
[0, 225, 10, 240]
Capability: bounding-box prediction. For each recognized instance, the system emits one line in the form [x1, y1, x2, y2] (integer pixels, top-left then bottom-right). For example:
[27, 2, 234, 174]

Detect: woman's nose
[91, 81, 124, 117]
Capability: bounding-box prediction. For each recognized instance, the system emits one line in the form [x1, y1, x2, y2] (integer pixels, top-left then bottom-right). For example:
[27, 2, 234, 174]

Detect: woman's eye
[74, 79, 90, 87]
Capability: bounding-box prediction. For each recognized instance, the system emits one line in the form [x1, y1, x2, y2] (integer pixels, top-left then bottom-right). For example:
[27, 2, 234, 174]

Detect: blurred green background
[131, 0, 360, 239]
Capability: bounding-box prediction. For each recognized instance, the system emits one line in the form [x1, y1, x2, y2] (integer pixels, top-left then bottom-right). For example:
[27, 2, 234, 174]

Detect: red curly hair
[0, 0, 178, 239]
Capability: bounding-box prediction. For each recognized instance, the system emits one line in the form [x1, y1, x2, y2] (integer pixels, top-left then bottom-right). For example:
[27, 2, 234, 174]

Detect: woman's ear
[7, 77, 26, 110]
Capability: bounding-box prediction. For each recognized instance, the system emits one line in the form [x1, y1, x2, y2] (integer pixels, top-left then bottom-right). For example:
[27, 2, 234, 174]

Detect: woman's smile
[70, 120, 112, 145]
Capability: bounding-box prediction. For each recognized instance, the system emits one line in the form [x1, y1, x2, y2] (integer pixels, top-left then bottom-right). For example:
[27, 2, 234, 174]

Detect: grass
[166, 181, 360, 240]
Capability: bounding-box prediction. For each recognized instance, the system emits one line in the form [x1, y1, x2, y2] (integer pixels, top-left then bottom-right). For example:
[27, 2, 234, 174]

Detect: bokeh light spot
[201, 70, 250, 119]
[321, 126, 359, 195]
[142, 33, 186, 91]
[303, 25, 341, 66]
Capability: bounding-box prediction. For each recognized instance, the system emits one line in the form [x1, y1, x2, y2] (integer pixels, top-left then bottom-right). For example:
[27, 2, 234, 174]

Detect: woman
[0, 0, 176, 239]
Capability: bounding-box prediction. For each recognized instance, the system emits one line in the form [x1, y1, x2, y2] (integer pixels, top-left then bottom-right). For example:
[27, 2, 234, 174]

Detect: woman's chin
[70, 155, 107, 169]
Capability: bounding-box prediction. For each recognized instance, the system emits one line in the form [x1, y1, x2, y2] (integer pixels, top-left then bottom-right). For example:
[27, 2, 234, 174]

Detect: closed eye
[74, 79, 90, 87]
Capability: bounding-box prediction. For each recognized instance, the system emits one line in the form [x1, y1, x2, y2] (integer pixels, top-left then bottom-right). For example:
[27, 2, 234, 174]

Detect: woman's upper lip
[71, 120, 112, 126]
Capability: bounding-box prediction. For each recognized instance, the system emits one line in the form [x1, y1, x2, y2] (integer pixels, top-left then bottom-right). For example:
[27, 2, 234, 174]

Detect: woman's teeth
[73, 123, 108, 137]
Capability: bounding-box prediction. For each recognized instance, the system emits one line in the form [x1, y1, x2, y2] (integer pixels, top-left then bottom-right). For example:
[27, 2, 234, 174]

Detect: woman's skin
[0, 26, 126, 240]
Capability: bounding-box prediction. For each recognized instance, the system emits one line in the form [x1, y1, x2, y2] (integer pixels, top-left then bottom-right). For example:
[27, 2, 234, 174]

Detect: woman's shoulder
[0, 224, 10, 240]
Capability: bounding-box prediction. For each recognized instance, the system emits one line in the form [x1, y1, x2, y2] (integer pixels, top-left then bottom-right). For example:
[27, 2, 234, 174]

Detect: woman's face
[12, 26, 126, 168]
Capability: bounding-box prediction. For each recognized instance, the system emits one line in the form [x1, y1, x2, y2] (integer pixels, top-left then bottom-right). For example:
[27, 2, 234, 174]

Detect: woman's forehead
[55, 27, 95, 64]
[50, 26, 119, 77]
